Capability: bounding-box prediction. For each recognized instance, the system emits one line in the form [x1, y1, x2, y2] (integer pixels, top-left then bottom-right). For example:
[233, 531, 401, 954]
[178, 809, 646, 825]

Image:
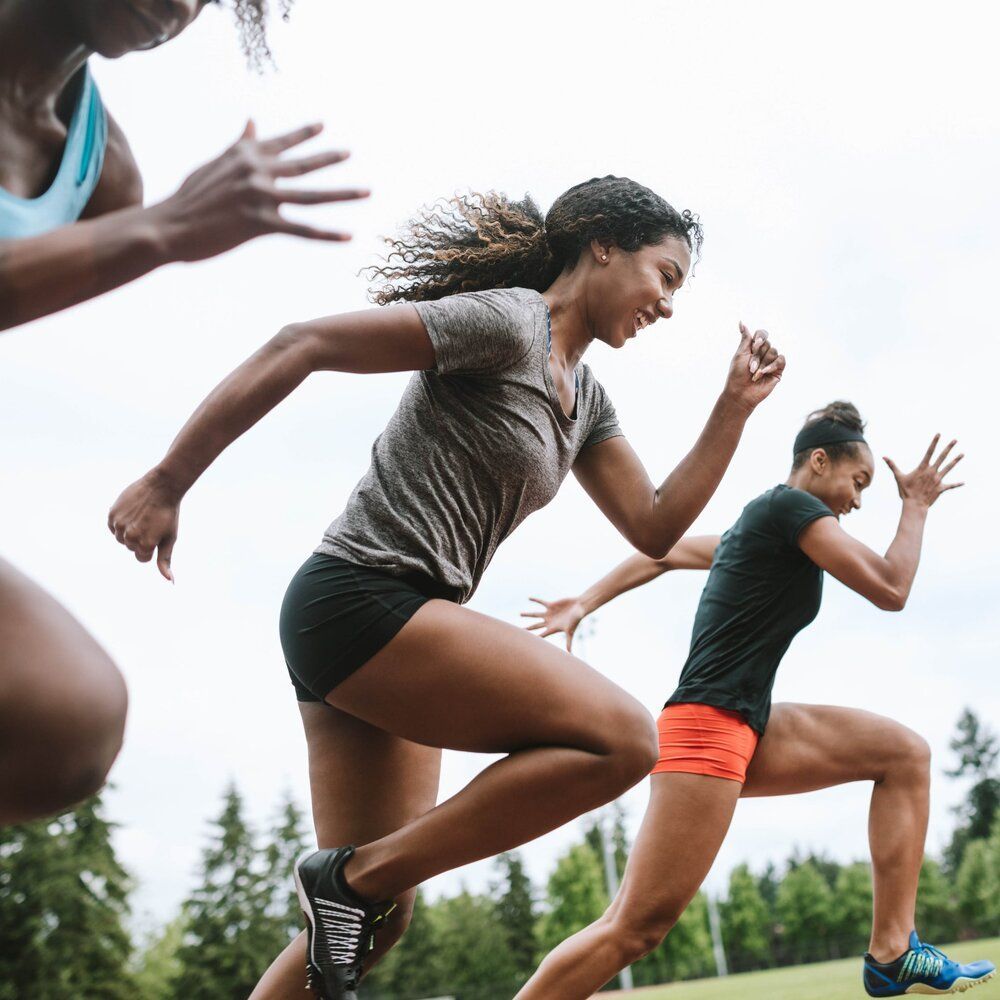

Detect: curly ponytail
[368, 176, 702, 305]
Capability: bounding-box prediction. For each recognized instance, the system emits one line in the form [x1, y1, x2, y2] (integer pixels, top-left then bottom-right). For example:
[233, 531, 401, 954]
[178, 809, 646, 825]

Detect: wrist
[577, 592, 600, 617]
[144, 200, 187, 265]
[718, 388, 755, 418]
[148, 461, 190, 502]
[902, 496, 931, 513]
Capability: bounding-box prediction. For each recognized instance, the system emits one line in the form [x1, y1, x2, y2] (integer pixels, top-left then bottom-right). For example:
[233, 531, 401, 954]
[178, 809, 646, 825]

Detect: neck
[541, 267, 595, 370]
[0, 0, 90, 111]
[785, 467, 814, 491]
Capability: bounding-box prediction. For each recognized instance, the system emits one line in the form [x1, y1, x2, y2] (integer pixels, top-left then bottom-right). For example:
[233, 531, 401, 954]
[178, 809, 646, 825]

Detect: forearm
[0, 204, 174, 331]
[880, 500, 929, 605]
[644, 393, 749, 555]
[154, 328, 313, 497]
[578, 553, 670, 616]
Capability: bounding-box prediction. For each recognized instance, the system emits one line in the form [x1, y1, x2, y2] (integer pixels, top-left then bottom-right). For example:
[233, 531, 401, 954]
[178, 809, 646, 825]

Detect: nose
[655, 296, 673, 320]
[852, 495, 862, 511]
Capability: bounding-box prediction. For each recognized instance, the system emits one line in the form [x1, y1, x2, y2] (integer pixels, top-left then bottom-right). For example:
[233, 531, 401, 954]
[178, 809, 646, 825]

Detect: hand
[521, 596, 587, 652]
[884, 435, 964, 509]
[107, 469, 181, 581]
[152, 121, 370, 262]
[723, 322, 786, 412]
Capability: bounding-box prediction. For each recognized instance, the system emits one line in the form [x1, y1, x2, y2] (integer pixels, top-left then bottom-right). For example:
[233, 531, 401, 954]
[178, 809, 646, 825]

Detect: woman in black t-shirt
[518, 402, 993, 999]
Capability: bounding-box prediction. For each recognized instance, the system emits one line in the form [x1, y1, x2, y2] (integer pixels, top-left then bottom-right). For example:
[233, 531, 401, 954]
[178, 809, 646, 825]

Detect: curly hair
[792, 401, 869, 470]
[367, 176, 703, 305]
[214, 0, 295, 71]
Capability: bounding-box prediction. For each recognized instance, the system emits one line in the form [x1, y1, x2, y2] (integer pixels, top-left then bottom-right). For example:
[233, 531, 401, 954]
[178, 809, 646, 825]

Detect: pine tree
[536, 842, 608, 956]
[0, 795, 136, 1000]
[775, 860, 834, 964]
[171, 784, 278, 1000]
[262, 791, 310, 943]
[830, 862, 873, 957]
[944, 709, 1000, 873]
[132, 916, 187, 1000]
[493, 852, 537, 984]
[720, 863, 772, 971]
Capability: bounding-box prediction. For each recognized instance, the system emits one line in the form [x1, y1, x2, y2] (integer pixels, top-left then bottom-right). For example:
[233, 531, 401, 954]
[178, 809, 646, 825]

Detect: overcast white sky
[1, 0, 998, 932]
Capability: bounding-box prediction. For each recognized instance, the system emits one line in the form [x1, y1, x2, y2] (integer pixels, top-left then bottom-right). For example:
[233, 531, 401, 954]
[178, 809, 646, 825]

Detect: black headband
[793, 418, 868, 457]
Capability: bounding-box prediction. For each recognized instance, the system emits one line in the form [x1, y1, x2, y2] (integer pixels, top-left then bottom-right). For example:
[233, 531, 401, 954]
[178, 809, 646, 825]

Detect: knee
[604, 702, 658, 787]
[609, 910, 679, 965]
[880, 728, 931, 784]
[0, 658, 128, 823]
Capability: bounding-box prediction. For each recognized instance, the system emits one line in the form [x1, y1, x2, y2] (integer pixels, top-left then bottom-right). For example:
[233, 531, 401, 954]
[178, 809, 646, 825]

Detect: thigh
[742, 703, 920, 798]
[325, 599, 654, 755]
[299, 702, 441, 849]
[609, 772, 741, 924]
[0, 557, 126, 746]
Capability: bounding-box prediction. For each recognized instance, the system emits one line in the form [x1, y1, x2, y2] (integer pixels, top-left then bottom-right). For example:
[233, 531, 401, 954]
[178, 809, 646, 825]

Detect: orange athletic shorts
[651, 703, 760, 783]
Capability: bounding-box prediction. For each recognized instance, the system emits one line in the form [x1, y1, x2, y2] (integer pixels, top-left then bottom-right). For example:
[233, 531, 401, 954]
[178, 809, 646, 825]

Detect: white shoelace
[314, 896, 366, 965]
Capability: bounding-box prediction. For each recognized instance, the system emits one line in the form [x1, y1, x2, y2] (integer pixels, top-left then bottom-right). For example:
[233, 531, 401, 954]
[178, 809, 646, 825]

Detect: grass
[607, 939, 1000, 1000]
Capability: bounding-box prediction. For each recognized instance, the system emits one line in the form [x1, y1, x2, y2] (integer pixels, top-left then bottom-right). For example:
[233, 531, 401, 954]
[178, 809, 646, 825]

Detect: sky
[1, 0, 998, 934]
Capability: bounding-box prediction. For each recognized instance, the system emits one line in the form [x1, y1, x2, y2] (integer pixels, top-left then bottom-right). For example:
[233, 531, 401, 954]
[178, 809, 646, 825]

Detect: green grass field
[608, 939, 999, 1000]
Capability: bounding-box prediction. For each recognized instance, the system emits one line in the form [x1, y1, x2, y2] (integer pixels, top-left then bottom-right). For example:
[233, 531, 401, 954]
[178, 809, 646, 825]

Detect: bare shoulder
[80, 111, 143, 219]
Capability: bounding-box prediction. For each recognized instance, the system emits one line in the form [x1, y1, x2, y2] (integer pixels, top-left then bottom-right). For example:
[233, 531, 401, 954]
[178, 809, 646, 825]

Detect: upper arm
[293, 303, 436, 374]
[79, 112, 143, 219]
[572, 436, 662, 556]
[798, 517, 903, 610]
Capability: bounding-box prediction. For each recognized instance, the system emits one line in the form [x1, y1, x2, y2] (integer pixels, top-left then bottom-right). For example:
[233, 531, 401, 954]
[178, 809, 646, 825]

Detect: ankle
[869, 931, 912, 965]
[342, 846, 393, 903]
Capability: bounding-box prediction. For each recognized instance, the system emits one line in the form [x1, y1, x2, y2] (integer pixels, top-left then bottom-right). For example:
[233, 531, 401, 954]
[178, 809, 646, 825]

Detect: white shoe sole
[904, 969, 997, 994]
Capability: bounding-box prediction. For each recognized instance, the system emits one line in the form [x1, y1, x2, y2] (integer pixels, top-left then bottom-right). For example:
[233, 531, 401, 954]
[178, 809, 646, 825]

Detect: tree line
[1, 709, 997, 1000]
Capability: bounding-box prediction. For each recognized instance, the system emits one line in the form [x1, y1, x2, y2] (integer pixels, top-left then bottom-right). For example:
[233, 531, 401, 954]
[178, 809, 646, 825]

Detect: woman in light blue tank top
[0, 65, 107, 240]
[0, 0, 369, 830]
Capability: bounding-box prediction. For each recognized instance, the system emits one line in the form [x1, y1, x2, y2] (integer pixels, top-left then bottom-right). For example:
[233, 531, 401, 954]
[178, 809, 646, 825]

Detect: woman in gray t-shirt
[108, 176, 785, 999]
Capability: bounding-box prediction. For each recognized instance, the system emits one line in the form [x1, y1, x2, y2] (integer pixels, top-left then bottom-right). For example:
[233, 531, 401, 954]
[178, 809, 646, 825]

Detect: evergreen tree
[171, 784, 277, 1000]
[363, 889, 443, 1000]
[262, 791, 310, 941]
[944, 709, 1000, 873]
[493, 852, 537, 984]
[915, 857, 960, 943]
[0, 795, 136, 1000]
[431, 890, 520, 1000]
[720, 863, 772, 971]
[775, 860, 834, 964]
[132, 916, 186, 1000]
[830, 862, 873, 957]
[955, 817, 1000, 938]
[536, 842, 608, 956]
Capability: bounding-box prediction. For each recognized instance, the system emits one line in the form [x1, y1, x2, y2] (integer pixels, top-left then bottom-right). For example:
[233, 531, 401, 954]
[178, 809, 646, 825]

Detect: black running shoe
[294, 846, 397, 1000]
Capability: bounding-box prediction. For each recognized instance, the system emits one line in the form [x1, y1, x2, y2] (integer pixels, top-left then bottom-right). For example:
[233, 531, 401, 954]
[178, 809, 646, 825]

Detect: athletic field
[606, 939, 1000, 1000]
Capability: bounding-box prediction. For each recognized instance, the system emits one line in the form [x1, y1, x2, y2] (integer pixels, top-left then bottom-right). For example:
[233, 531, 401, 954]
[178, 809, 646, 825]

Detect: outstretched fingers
[921, 433, 941, 466]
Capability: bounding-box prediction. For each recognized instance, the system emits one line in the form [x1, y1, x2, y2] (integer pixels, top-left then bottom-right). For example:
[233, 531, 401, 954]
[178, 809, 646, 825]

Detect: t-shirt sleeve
[412, 289, 536, 376]
[768, 487, 834, 546]
[581, 375, 623, 450]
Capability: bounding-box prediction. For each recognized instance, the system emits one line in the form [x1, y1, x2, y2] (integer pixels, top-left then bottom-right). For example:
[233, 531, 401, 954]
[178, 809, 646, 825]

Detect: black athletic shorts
[279, 553, 461, 702]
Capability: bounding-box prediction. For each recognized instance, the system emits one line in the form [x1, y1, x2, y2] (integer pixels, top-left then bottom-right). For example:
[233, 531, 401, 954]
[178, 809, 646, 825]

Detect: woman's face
[807, 445, 876, 518]
[65, 0, 209, 57]
[585, 234, 692, 349]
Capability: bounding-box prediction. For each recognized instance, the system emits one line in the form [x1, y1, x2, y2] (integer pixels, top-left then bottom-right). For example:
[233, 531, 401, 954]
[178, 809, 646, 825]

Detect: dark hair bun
[802, 400, 865, 434]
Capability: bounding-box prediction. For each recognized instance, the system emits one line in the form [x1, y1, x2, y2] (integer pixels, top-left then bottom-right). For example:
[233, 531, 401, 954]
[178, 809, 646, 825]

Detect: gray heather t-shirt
[316, 287, 622, 603]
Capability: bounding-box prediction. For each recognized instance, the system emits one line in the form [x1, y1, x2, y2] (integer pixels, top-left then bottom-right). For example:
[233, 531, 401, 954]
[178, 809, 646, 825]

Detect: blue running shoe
[864, 931, 996, 996]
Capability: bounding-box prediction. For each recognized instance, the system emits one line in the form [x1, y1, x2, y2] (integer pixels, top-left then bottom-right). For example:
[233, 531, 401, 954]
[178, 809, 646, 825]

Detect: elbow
[873, 586, 907, 612]
[631, 528, 678, 561]
[268, 322, 316, 372]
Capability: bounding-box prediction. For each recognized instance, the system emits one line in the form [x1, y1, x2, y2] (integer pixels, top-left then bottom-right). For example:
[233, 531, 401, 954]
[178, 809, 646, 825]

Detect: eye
[661, 271, 674, 287]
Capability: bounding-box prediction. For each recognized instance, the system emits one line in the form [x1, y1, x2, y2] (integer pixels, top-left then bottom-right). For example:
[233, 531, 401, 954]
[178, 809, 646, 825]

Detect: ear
[809, 448, 829, 475]
[589, 238, 612, 264]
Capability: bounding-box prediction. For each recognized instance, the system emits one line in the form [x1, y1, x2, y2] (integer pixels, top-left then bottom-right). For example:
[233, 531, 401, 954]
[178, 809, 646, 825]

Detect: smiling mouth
[632, 310, 653, 335]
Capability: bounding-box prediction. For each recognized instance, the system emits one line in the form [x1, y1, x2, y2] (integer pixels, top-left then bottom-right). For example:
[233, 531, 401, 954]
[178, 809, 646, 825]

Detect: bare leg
[0, 557, 128, 824]
[516, 772, 741, 1000]
[743, 703, 931, 962]
[249, 703, 442, 999]
[314, 600, 658, 902]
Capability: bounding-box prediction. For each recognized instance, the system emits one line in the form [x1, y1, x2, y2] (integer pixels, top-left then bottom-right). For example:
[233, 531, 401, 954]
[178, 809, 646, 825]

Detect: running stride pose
[0, 0, 365, 824]
[518, 402, 995, 999]
[107, 177, 784, 999]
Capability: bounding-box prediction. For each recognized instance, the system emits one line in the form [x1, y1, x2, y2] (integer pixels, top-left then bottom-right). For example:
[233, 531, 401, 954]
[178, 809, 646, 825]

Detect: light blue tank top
[0, 65, 108, 239]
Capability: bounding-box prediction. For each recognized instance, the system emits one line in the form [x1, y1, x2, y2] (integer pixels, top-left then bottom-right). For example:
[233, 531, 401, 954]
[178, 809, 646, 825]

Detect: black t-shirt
[666, 485, 835, 734]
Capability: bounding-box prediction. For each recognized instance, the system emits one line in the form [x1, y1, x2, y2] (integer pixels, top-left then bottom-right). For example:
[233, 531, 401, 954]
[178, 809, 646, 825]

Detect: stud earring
[601, 254, 608, 261]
